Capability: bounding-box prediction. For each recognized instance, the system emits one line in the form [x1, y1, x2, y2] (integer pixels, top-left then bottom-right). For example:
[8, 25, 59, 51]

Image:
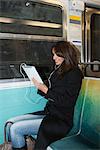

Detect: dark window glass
[91, 13, 100, 61]
[0, 0, 63, 80]
[0, 0, 62, 36]
[85, 12, 100, 77]
[0, 40, 55, 79]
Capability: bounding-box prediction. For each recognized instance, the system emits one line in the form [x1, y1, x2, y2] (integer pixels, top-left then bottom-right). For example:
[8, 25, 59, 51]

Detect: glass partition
[83, 5, 100, 77]
[91, 13, 100, 61]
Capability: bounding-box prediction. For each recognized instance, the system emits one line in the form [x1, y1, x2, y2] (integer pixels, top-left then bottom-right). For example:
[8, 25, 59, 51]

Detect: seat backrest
[68, 79, 88, 136]
[80, 78, 100, 147]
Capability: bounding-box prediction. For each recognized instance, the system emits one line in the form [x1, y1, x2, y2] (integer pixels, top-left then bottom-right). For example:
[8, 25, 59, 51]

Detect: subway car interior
[0, 0, 100, 149]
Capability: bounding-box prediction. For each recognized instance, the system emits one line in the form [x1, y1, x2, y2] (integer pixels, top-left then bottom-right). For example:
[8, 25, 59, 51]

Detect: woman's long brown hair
[52, 41, 80, 76]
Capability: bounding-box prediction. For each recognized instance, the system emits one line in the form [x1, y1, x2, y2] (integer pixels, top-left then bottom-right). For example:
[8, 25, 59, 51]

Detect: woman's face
[52, 49, 64, 65]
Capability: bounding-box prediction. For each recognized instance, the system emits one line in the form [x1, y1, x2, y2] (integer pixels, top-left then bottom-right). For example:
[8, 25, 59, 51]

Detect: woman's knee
[10, 123, 19, 137]
[10, 123, 26, 148]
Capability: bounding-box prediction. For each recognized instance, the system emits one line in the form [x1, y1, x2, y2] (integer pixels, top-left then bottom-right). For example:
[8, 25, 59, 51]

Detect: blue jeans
[6, 114, 45, 148]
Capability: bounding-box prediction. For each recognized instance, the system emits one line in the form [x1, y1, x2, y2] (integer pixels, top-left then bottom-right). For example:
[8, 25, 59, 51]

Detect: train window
[0, 40, 53, 65]
[0, 0, 65, 80]
[0, 40, 55, 79]
[91, 14, 100, 61]
[0, 0, 62, 36]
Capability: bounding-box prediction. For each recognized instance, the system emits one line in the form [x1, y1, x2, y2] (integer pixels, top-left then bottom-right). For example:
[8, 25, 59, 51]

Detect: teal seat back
[80, 79, 100, 147]
[68, 79, 88, 136]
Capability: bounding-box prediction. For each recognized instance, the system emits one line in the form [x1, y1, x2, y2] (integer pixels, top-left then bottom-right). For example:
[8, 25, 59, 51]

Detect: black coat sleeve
[45, 68, 83, 107]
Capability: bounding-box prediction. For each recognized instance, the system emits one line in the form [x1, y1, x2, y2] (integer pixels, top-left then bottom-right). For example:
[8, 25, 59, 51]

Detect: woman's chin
[55, 63, 59, 65]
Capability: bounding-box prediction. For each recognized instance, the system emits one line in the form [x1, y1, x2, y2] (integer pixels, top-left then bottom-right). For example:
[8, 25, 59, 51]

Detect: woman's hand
[32, 77, 48, 94]
[32, 77, 40, 89]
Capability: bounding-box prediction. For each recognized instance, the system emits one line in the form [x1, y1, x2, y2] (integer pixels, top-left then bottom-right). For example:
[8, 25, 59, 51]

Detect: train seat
[50, 78, 100, 149]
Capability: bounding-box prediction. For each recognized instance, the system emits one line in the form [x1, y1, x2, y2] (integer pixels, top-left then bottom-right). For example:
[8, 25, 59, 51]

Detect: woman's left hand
[32, 77, 48, 94]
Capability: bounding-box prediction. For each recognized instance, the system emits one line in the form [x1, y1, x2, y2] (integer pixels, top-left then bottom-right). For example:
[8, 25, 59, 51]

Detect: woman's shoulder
[73, 66, 83, 73]
[66, 66, 83, 79]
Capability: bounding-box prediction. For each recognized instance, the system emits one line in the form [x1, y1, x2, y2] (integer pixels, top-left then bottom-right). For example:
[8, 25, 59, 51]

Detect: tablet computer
[22, 65, 43, 83]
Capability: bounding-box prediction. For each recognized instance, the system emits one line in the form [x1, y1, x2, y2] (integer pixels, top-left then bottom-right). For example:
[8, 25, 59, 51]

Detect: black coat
[34, 66, 83, 150]
[38, 66, 83, 124]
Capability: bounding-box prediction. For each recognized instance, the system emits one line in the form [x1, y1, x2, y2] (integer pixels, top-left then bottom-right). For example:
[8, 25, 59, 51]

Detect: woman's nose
[53, 55, 56, 60]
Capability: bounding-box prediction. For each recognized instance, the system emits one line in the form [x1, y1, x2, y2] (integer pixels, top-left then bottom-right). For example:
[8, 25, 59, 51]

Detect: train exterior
[0, 0, 100, 149]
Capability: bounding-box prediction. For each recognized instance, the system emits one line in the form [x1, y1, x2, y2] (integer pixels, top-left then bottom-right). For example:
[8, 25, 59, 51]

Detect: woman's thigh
[10, 118, 44, 148]
[7, 114, 45, 140]
[6, 114, 45, 123]
[10, 118, 44, 136]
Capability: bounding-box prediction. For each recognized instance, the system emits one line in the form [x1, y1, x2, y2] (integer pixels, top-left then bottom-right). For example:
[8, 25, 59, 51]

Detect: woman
[7, 41, 83, 150]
